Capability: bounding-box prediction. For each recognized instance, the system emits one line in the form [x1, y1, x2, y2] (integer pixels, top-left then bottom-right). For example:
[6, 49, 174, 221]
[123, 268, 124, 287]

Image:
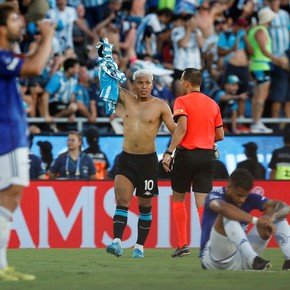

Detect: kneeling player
[200, 168, 290, 270]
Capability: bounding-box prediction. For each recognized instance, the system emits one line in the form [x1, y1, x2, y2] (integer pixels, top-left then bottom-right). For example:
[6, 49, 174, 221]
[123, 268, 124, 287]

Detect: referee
[162, 68, 224, 257]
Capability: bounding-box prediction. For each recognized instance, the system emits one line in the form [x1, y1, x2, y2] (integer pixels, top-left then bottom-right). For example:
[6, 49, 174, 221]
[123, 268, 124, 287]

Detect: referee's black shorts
[171, 147, 214, 193]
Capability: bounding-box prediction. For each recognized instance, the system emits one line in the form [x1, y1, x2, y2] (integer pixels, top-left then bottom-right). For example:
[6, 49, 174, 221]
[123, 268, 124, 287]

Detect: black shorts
[269, 64, 289, 103]
[115, 151, 159, 198]
[171, 147, 214, 193]
[49, 102, 69, 116]
[251, 70, 271, 84]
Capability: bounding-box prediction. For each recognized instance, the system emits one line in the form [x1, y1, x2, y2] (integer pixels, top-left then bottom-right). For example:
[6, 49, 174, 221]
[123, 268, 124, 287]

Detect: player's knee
[115, 190, 131, 207]
[68, 103, 78, 113]
[257, 225, 272, 240]
[0, 185, 23, 211]
[138, 197, 152, 208]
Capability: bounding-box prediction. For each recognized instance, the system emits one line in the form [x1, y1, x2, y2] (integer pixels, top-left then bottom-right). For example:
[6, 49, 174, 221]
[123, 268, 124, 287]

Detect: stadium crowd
[0, 0, 289, 179]
[1, 0, 288, 134]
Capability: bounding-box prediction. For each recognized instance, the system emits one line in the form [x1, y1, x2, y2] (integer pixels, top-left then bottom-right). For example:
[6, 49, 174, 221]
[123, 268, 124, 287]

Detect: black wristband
[164, 150, 173, 156]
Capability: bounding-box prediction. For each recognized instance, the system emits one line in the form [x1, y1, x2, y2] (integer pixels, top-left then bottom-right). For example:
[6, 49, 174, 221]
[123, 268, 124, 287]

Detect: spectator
[37, 140, 54, 173]
[72, 4, 95, 63]
[195, 0, 234, 53]
[247, 7, 287, 133]
[236, 142, 266, 179]
[82, 0, 108, 29]
[75, 66, 97, 123]
[213, 75, 248, 133]
[49, 131, 96, 179]
[218, 18, 250, 100]
[268, 0, 290, 127]
[95, 9, 137, 60]
[136, 8, 173, 58]
[29, 136, 46, 179]
[171, 13, 204, 98]
[269, 132, 290, 180]
[82, 127, 110, 180]
[46, 0, 77, 54]
[41, 58, 79, 122]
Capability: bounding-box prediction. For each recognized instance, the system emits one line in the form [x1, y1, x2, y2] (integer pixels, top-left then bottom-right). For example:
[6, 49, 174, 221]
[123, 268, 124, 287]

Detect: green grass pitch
[1, 248, 289, 290]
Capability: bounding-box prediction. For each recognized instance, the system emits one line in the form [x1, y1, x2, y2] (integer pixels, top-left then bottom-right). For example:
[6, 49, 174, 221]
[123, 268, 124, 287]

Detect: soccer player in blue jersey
[0, 3, 54, 281]
[200, 168, 290, 271]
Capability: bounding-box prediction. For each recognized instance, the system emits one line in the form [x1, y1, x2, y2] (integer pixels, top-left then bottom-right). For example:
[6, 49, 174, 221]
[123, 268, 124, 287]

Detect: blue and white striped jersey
[269, 9, 289, 56]
[81, 0, 108, 7]
[136, 13, 163, 56]
[0, 50, 28, 155]
[45, 71, 78, 104]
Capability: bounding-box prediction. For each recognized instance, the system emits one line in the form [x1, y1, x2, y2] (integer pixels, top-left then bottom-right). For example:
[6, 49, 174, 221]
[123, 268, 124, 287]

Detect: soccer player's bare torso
[116, 89, 166, 154]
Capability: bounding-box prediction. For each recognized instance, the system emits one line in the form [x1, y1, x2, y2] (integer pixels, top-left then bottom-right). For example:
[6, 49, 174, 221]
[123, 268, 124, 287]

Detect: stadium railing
[28, 117, 290, 134]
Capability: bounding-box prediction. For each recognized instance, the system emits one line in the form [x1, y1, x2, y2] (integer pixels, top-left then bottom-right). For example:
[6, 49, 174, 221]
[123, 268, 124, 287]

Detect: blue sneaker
[106, 242, 123, 257]
[132, 248, 144, 258]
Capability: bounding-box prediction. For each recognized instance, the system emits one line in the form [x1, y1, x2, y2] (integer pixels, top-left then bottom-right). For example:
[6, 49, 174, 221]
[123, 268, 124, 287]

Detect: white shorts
[201, 226, 269, 270]
[0, 147, 29, 191]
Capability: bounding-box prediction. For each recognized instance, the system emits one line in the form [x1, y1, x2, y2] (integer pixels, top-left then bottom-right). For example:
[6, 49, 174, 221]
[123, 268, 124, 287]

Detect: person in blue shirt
[0, 3, 54, 281]
[200, 168, 290, 271]
[49, 131, 96, 180]
[41, 58, 79, 122]
[213, 75, 248, 133]
[75, 66, 97, 123]
[218, 18, 250, 96]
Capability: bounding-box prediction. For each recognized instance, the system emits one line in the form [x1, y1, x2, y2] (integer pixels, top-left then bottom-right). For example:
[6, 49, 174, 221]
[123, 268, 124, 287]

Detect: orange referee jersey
[173, 91, 223, 150]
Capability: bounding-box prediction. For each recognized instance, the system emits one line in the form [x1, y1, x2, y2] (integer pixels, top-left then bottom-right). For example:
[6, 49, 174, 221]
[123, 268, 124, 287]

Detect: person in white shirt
[46, 0, 77, 53]
[171, 13, 204, 98]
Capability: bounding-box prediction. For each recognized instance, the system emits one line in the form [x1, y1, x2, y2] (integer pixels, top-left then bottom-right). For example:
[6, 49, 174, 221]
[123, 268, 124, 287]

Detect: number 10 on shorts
[145, 180, 154, 191]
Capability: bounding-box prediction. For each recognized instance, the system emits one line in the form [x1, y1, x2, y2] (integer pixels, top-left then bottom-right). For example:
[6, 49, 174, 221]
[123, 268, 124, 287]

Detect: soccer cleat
[3, 267, 35, 281]
[171, 245, 190, 258]
[282, 259, 290, 270]
[132, 248, 144, 258]
[0, 268, 18, 281]
[106, 242, 123, 257]
[252, 256, 271, 270]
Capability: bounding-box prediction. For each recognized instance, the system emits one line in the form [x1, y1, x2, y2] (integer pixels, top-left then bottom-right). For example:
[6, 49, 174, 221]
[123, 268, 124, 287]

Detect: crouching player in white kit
[200, 168, 290, 271]
[0, 3, 54, 281]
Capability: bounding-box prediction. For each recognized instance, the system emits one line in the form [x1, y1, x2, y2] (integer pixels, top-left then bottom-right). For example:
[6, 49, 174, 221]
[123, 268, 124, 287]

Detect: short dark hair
[63, 58, 79, 72]
[229, 169, 253, 191]
[183, 68, 202, 87]
[0, 3, 16, 26]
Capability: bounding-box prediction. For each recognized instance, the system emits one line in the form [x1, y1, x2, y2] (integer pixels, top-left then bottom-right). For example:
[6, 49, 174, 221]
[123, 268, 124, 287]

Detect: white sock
[133, 244, 144, 252]
[0, 206, 12, 269]
[113, 238, 122, 246]
[274, 219, 290, 260]
[223, 218, 258, 267]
